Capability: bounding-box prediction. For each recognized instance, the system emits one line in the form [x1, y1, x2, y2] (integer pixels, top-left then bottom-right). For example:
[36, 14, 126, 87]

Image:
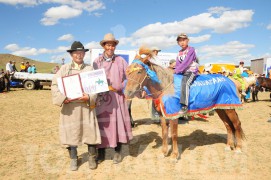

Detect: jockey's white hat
[243, 68, 248, 71]
[204, 63, 213, 72]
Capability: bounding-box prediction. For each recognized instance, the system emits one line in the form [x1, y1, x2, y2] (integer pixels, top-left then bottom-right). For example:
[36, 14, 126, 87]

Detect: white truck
[12, 72, 54, 90]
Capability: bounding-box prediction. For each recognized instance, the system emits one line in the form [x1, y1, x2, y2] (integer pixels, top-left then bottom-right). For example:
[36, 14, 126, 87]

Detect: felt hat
[152, 47, 161, 52]
[67, 41, 89, 53]
[169, 59, 176, 65]
[100, 33, 119, 47]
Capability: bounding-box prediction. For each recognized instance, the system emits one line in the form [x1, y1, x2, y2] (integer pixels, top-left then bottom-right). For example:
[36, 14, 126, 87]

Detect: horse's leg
[225, 109, 245, 153]
[215, 109, 235, 151]
[160, 116, 169, 157]
[169, 118, 179, 160]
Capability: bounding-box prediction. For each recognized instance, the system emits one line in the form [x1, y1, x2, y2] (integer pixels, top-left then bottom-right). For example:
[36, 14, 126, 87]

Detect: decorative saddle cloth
[160, 74, 242, 119]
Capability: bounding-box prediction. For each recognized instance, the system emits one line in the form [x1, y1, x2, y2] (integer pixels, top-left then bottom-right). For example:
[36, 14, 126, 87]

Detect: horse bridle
[126, 74, 149, 94]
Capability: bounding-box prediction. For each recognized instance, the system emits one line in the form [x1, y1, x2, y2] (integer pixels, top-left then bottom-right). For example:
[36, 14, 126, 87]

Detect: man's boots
[88, 145, 97, 169]
[96, 148, 105, 164]
[67, 147, 78, 171]
[113, 143, 122, 164]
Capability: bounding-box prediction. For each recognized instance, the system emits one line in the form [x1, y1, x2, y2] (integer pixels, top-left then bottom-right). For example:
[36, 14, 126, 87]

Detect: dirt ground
[0, 88, 271, 180]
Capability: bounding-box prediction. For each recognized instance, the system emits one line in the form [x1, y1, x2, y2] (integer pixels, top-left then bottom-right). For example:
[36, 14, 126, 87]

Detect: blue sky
[0, 0, 270, 66]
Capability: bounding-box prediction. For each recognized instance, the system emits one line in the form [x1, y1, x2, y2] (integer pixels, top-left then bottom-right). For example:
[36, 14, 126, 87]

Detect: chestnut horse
[255, 77, 271, 100]
[125, 62, 245, 160]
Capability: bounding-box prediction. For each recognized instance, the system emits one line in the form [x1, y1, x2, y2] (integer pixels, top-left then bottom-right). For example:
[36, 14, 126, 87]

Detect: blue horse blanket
[160, 74, 242, 119]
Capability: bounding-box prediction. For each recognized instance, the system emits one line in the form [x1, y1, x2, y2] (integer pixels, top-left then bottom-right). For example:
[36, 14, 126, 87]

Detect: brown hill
[0, 54, 59, 73]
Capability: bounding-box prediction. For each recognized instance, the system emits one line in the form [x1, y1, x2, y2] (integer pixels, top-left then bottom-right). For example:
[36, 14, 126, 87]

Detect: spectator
[52, 65, 60, 74]
[93, 33, 133, 164]
[233, 60, 246, 96]
[150, 47, 163, 66]
[20, 62, 26, 72]
[5, 61, 13, 75]
[167, 59, 176, 74]
[241, 68, 250, 102]
[51, 41, 101, 171]
[12, 61, 18, 72]
[27, 65, 32, 73]
[203, 63, 213, 74]
[25, 62, 30, 72]
[31, 64, 37, 73]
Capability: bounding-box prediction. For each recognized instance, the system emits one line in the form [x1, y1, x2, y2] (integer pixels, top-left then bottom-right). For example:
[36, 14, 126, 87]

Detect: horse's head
[125, 63, 148, 98]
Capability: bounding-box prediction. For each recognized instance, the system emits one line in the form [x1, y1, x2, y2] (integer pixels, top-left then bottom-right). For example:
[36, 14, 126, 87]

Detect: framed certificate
[57, 69, 109, 99]
[61, 74, 83, 100]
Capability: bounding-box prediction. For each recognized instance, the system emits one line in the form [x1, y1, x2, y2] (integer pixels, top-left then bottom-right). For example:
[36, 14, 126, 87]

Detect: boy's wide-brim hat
[67, 41, 89, 52]
[100, 33, 119, 47]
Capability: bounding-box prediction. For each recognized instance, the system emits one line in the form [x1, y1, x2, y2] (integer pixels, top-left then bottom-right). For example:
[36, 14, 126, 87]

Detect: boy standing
[175, 33, 199, 114]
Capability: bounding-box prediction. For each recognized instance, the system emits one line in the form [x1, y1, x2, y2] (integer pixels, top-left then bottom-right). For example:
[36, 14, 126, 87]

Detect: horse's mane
[149, 62, 174, 94]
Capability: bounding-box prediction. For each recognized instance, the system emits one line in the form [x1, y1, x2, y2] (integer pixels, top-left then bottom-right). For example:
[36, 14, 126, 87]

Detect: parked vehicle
[11, 72, 54, 90]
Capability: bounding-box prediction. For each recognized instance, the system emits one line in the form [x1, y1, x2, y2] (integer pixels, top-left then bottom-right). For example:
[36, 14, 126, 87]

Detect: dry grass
[0, 89, 271, 179]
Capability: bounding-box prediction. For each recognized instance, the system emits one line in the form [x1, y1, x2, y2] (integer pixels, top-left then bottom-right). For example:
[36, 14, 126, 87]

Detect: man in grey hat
[51, 41, 101, 171]
[150, 46, 163, 66]
[11, 61, 18, 72]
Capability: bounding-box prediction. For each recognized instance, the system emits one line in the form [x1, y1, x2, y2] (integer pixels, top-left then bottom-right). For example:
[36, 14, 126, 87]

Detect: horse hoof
[170, 158, 179, 163]
[235, 149, 242, 154]
[224, 146, 232, 151]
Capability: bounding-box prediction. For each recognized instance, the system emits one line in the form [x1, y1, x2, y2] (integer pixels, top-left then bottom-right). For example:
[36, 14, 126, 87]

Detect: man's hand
[108, 86, 117, 92]
[78, 93, 89, 102]
[63, 98, 71, 104]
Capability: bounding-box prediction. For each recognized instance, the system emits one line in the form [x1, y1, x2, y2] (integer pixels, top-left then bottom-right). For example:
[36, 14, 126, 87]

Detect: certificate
[57, 69, 109, 99]
[58, 74, 84, 100]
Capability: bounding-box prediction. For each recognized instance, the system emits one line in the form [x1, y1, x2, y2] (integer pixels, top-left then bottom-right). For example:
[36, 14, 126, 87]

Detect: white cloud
[132, 9, 253, 39]
[57, 34, 74, 41]
[208, 6, 231, 14]
[40, 0, 105, 12]
[0, 0, 105, 25]
[4, 44, 20, 51]
[267, 24, 271, 30]
[93, 12, 102, 17]
[197, 41, 255, 64]
[0, 0, 38, 6]
[40, 5, 82, 26]
[125, 9, 254, 51]
[85, 41, 100, 49]
[4, 43, 70, 57]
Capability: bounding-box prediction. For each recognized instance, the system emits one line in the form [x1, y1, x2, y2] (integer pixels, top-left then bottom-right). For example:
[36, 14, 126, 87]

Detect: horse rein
[126, 74, 149, 93]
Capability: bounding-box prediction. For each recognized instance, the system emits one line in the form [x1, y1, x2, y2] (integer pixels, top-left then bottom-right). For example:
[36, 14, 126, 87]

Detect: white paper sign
[80, 69, 109, 94]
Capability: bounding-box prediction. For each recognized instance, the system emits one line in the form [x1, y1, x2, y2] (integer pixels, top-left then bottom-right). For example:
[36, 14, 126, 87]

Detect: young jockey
[233, 60, 246, 96]
[175, 33, 199, 114]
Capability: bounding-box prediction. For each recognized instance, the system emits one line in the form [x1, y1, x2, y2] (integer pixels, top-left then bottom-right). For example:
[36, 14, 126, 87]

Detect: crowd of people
[0, 60, 39, 92]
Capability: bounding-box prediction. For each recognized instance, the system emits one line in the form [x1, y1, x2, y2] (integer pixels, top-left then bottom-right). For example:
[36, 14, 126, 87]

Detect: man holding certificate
[51, 41, 101, 171]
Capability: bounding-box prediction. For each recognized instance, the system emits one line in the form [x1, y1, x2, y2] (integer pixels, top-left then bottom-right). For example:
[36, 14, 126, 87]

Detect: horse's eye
[137, 71, 142, 74]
